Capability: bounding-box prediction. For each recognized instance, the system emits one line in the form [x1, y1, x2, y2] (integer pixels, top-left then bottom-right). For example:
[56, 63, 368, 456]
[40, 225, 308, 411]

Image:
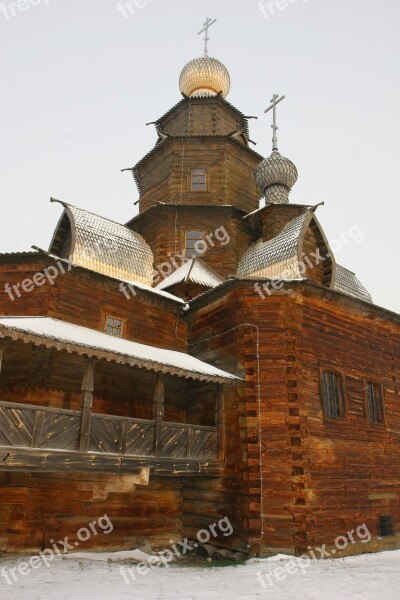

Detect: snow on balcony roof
[0, 317, 239, 383]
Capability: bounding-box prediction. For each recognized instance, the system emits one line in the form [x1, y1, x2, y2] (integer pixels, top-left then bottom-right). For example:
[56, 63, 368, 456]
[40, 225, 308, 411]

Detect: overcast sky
[0, 0, 399, 313]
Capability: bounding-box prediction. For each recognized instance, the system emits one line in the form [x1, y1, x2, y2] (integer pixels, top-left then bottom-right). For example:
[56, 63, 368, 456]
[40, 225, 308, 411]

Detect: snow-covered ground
[1, 550, 400, 600]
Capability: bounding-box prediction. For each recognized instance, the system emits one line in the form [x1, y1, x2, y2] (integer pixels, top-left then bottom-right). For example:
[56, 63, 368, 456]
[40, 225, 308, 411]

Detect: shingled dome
[255, 150, 298, 204]
[179, 56, 231, 98]
[49, 201, 154, 286]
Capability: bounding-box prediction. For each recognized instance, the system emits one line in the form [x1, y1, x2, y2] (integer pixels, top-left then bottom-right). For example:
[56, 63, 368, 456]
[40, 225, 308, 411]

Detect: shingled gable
[48, 199, 154, 286]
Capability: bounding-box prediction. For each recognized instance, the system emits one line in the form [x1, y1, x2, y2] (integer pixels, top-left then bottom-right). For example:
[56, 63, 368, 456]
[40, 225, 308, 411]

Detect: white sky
[0, 0, 399, 313]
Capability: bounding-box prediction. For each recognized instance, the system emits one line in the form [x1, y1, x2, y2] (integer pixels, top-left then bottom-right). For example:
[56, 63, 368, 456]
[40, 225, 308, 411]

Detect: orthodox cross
[198, 17, 217, 57]
[264, 94, 285, 151]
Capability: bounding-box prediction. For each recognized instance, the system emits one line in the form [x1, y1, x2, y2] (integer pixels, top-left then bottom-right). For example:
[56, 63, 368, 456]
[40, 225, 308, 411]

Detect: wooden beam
[79, 359, 94, 452]
[0, 447, 222, 476]
[0, 339, 4, 376]
[152, 374, 165, 457]
[216, 385, 225, 461]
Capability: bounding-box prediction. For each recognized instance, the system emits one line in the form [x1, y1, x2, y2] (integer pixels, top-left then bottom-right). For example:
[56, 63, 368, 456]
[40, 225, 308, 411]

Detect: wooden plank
[31, 411, 45, 448]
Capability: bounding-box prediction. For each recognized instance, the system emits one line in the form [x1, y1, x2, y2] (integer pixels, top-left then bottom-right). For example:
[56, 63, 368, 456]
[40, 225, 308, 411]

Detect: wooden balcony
[0, 399, 221, 475]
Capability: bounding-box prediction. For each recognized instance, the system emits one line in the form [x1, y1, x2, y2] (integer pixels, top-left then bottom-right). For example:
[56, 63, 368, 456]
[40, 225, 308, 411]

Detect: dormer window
[104, 315, 124, 337]
[191, 168, 207, 191]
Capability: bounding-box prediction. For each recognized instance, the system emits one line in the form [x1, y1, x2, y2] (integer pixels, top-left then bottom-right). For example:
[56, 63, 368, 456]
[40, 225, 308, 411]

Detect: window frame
[378, 515, 395, 538]
[365, 380, 385, 425]
[189, 167, 208, 192]
[182, 229, 205, 259]
[101, 313, 126, 338]
[319, 368, 347, 420]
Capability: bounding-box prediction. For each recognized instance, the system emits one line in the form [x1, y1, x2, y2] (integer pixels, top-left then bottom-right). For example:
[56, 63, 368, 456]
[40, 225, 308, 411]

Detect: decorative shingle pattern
[237, 212, 309, 277]
[56, 205, 154, 286]
[255, 150, 298, 203]
[179, 56, 231, 98]
[334, 265, 372, 304]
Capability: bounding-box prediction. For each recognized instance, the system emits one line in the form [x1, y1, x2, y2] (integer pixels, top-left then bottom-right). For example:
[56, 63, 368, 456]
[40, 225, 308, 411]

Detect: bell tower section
[132, 96, 262, 214]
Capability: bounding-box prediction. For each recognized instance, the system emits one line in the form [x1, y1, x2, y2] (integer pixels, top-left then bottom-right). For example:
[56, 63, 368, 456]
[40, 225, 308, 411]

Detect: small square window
[378, 516, 394, 537]
[366, 382, 384, 424]
[104, 316, 124, 338]
[321, 371, 345, 419]
[191, 168, 207, 191]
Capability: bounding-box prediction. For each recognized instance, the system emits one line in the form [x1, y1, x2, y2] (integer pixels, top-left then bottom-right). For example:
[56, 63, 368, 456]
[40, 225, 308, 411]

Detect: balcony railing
[0, 400, 218, 461]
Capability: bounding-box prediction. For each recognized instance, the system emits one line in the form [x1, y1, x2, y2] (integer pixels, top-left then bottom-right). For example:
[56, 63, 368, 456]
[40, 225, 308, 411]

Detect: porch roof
[0, 317, 239, 384]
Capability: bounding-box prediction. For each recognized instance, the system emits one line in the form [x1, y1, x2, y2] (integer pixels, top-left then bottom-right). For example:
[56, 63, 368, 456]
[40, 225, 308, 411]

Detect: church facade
[1, 42, 400, 558]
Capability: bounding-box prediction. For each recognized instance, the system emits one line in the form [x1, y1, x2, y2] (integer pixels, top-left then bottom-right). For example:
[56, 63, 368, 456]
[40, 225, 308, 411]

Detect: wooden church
[1, 22, 400, 558]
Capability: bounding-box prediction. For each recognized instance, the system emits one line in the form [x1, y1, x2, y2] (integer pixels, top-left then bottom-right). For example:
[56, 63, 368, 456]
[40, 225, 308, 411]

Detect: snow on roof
[156, 258, 224, 291]
[0, 317, 238, 383]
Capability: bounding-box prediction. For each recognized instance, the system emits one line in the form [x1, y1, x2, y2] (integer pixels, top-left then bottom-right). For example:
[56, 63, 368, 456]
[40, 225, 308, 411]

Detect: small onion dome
[255, 150, 298, 204]
[179, 56, 231, 99]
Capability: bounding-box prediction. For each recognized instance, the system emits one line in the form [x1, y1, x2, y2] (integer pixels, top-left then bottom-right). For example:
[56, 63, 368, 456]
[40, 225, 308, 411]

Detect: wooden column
[152, 374, 165, 458]
[216, 385, 225, 461]
[79, 359, 94, 452]
[0, 339, 4, 376]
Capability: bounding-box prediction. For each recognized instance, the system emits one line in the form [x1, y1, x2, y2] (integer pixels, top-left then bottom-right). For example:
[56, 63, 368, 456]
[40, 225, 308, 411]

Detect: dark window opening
[378, 516, 394, 537]
[184, 230, 204, 258]
[321, 371, 345, 418]
[366, 381, 384, 424]
[191, 168, 207, 191]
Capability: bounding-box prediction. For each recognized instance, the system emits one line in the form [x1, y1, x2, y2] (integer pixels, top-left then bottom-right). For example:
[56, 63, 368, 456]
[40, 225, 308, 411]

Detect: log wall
[0, 472, 182, 553]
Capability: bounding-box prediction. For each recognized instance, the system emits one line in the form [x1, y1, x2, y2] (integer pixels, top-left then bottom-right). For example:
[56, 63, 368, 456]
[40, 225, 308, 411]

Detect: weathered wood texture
[157, 97, 249, 139]
[295, 290, 400, 555]
[182, 289, 251, 552]
[0, 472, 183, 553]
[0, 255, 187, 352]
[184, 282, 400, 557]
[132, 205, 250, 282]
[136, 137, 261, 214]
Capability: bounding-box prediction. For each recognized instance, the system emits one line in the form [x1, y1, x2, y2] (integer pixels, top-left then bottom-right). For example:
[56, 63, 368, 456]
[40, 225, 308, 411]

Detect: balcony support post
[153, 374, 165, 457]
[79, 359, 94, 452]
[216, 385, 225, 461]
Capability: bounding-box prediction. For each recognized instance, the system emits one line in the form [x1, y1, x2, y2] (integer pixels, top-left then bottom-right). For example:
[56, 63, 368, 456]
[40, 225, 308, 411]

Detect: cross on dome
[198, 17, 217, 57]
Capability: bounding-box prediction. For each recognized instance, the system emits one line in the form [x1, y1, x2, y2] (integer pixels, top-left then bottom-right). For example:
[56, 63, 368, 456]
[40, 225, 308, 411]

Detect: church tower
[125, 19, 262, 286]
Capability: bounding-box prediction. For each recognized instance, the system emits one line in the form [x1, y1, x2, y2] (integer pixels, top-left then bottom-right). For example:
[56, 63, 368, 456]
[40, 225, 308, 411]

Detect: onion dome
[179, 56, 231, 99]
[255, 150, 298, 204]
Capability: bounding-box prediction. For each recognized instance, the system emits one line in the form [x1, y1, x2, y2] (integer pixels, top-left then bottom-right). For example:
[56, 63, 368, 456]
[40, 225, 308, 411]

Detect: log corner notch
[79, 358, 94, 452]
